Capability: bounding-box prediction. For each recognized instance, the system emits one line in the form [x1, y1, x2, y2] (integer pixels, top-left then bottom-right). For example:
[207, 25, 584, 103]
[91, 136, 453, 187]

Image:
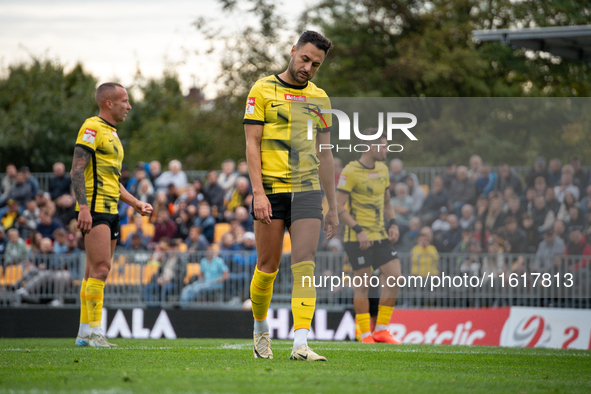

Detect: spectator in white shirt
[554, 172, 579, 203]
[155, 160, 188, 192]
[217, 159, 239, 200]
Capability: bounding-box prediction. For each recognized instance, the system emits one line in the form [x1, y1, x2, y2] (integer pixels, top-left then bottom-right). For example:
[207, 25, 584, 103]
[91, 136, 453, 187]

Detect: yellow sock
[357, 313, 371, 335]
[377, 305, 394, 327]
[250, 267, 278, 321]
[80, 279, 89, 325]
[85, 278, 105, 328]
[291, 261, 316, 331]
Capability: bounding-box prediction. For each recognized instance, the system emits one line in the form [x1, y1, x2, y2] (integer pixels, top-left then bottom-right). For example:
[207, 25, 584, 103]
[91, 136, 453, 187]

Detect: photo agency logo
[305, 108, 418, 152]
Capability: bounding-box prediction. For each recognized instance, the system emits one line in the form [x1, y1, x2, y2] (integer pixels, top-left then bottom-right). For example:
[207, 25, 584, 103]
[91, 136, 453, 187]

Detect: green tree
[299, 0, 591, 165]
[122, 70, 255, 170]
[0, 59, 97, 171]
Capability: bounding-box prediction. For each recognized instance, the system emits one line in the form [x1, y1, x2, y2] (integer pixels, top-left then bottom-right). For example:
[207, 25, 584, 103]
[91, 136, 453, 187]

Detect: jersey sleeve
[336, 164, 356, 194]
[243, 82, 265, 125]
[75, 120, 101, 152]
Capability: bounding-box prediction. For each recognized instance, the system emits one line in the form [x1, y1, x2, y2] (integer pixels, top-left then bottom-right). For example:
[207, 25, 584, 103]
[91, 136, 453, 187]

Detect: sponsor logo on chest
[284, 94, 306, 102]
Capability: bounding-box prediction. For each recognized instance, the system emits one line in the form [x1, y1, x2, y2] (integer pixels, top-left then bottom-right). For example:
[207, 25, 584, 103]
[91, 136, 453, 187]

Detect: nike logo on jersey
[301, 302, 314, 307]
[271, 103, 283, 108]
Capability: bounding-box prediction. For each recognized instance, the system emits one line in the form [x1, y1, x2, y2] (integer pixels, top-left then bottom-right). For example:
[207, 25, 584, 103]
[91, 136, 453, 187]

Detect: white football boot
[289, 344, 327, 361]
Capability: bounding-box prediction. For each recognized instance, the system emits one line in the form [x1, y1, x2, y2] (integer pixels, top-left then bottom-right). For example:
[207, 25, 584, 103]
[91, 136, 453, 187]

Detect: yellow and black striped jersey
[243, 74, 332, 194]
[338, 160, 389, 242]
[74, 116, 123, 214]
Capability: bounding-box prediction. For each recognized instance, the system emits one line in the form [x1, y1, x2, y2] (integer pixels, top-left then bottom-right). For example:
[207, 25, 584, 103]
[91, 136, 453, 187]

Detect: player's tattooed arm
[71, 146, 91, 207]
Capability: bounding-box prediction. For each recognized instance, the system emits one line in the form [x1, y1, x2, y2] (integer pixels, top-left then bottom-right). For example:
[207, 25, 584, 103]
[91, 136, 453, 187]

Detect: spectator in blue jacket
[194, 202, 216, 244]
[36, 209, 63, 240]
[48, 162, 72, 201]
[475, 164, 497, 197]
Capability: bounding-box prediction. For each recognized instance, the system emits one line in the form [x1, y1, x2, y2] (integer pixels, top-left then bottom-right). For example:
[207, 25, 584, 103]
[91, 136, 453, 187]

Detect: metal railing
[5, 165, 589, 194]
[3, 171, 209, 195]
[1, 251, 589, 309]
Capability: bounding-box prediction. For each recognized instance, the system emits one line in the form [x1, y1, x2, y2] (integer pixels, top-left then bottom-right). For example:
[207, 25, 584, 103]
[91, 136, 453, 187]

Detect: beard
[288, 58, 309, 84]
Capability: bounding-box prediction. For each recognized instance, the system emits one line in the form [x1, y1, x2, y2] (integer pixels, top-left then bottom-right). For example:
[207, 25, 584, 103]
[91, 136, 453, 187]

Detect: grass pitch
[0, 339, 590, 393]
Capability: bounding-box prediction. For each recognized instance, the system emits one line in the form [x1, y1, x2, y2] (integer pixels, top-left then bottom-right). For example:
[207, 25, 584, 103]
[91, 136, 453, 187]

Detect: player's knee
[353, 286, 369, 297]
[292, 251, 316, 265]
[257, 252, 282, 270]
[91, 262, 111, 281]
[257, 259, 280, 273]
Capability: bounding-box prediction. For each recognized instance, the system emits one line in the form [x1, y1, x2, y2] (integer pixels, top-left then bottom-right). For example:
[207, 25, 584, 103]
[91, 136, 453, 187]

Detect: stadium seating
[0, 264, 23, 287]
[213, 223, 231, 243]
[141, 263, 160, 286]
[120, 222, 155, 243]
[183, 263, 201, 285]
[117, 263, 141, 286]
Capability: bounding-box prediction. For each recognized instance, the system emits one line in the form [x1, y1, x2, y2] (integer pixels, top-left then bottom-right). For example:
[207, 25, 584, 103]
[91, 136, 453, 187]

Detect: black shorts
[251, 190, 323, 229]
[77, 212, 120, 240]
[344, 239, 398, 271]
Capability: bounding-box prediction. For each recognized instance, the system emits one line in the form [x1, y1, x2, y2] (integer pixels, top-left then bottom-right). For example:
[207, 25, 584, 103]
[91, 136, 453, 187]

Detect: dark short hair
[95, 82, 124, 105]
[296, 30, 333, 54]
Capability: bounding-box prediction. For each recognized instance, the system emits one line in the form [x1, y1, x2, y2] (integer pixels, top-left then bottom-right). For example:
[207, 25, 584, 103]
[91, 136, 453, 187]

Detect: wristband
[389, 219, 397, 227]
[353, 225, 363, 233]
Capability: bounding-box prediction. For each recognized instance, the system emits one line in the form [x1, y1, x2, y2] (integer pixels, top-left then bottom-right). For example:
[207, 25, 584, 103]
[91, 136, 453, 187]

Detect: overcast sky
[1, 0, 312, 98]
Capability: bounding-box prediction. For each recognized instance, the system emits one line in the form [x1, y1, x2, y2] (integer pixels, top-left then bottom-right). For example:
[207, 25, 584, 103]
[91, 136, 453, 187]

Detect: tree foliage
[0, 59, 97, 171]
[304, 0, 591, 98]
[300, 0, 591, 165]
[2, 0, 590, 172]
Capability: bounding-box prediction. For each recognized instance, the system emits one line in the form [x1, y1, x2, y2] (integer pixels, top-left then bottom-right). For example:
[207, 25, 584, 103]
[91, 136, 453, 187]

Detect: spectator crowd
[1, 154, 590, 305]
[380, 156, 591, 279]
